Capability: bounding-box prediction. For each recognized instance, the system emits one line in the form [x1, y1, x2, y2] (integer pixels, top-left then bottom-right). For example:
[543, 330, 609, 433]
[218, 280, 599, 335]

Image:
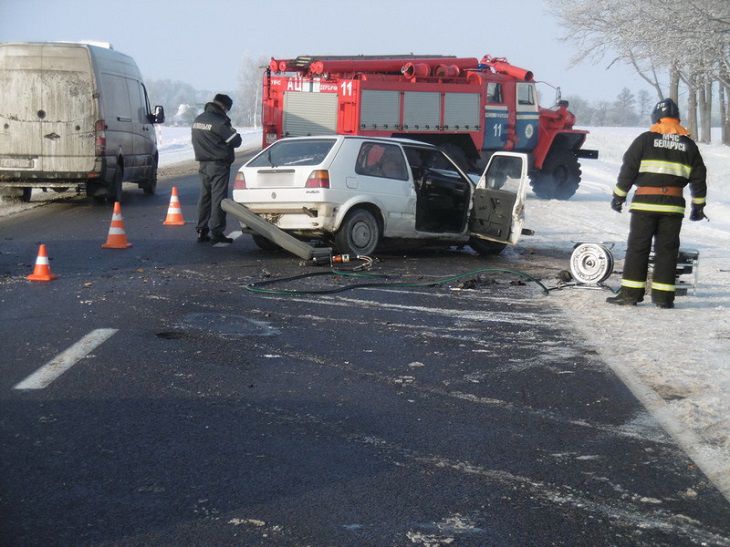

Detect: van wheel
[21, 187, 32, 202]
[142, 156, 158, 195]
[335, 209, 380, 256]
[108, 164, 123, 204]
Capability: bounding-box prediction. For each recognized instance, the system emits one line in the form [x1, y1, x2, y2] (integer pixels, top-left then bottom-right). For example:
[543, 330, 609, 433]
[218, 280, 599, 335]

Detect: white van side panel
[90, 46, 156, 179]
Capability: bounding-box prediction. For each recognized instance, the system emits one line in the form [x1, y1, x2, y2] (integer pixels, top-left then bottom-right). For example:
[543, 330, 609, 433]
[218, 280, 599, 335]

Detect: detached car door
[469, 152, 529, 245]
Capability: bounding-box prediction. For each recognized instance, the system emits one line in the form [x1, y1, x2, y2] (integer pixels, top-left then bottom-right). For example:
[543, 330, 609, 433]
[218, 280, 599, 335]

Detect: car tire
[252, 234, 280, 251]
[470, 238, 506, 256]
[335, 208, 380, 256]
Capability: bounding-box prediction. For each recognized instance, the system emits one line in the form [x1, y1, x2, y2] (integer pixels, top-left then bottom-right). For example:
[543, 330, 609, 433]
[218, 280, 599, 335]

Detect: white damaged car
[231, 136, 529, 257]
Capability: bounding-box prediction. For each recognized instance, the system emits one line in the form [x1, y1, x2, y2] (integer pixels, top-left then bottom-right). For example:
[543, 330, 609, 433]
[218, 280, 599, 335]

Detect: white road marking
[13, 328, 118, 390]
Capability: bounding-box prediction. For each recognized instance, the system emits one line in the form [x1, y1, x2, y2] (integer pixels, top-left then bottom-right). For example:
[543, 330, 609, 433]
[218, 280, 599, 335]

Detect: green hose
[245, 266, 550, 296]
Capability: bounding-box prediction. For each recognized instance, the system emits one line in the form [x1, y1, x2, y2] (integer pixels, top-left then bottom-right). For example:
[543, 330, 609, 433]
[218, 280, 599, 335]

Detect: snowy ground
[155, 126, 261, 167]
[2, 125, 729, 499]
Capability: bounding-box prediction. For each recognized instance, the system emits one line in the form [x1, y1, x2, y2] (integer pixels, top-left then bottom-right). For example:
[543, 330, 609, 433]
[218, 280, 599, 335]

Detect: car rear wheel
[252, 234, 280, 251]
[470, 238, 506, 256]
[335, 208, 380, 256]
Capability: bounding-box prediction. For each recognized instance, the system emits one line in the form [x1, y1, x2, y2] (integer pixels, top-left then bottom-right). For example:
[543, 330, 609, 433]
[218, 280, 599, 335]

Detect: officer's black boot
[606, 288, 644, 306]
[196, 228, 210, 243]
[210, 232, 233, 245]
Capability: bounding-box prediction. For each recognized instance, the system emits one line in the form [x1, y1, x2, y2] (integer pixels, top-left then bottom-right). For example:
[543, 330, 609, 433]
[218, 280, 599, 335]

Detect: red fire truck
[261, 54, 598, 200]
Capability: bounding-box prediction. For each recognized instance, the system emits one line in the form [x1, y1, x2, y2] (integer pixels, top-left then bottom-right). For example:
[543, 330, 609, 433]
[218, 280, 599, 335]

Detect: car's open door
[468, 152, 529, 245]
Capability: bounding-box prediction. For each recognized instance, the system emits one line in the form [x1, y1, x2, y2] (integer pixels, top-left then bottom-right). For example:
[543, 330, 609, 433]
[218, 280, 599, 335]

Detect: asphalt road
[1, 163, 729, 546]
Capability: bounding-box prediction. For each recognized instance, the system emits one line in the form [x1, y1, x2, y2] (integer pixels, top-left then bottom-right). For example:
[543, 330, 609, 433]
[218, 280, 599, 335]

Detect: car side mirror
[149, 105, 165, 124]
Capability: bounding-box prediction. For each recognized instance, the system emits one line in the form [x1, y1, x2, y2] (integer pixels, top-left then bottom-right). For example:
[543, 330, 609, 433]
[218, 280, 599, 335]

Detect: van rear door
[40, 44, 96, 173]
[0, 44, 44, 172]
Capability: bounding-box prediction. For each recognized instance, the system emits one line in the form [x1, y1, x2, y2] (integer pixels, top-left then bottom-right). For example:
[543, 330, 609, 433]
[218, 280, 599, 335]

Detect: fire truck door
[514, 83, 539, 151]
[483, 83, 508, 149]
[469, 152, 528, 245]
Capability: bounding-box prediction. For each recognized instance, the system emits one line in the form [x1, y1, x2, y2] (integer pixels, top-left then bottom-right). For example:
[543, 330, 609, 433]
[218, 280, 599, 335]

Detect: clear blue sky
[1, 0, 652, 103]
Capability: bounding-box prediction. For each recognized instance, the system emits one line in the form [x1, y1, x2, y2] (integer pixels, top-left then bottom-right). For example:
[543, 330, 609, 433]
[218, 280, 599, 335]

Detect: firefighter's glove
[610, 197, 625, 213]
[689, 204, 707, 222]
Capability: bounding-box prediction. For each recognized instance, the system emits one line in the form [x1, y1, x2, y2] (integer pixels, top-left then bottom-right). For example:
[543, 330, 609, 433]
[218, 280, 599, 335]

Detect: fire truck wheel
[335, 208, 380, 256]
[470, 238, 506, 256]
[530, 147, 581, 200]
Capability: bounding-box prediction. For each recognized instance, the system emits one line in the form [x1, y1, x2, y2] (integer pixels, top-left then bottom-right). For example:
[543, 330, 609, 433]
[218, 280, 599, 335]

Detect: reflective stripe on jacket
[613, 124, 706, 215]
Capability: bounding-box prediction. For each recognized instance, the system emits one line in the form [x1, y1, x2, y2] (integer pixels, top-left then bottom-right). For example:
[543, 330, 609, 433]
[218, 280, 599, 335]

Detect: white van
[0, 42, 165, 202]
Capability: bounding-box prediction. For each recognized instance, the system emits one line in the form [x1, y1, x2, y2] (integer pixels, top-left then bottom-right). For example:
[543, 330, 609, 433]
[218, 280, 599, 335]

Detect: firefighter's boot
[606, 288, 644, 306]
[652, 296, 675, 309]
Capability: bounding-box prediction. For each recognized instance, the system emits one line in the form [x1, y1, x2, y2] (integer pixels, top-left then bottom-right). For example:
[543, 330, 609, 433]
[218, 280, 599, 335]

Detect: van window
[248, 139, 336, 167]
[355, 143, 408, 180]
[126, 79, 147, 123]
[141, 83, 153, 116]
[101, 74, 132, 121]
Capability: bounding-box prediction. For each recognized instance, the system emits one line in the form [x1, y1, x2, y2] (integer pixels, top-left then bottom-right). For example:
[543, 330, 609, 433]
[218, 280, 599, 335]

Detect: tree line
[547, 0, 730, 144]
[145, 55, 267, 128]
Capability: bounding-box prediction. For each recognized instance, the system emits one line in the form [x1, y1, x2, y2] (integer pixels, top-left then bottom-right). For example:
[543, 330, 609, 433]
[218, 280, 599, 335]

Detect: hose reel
[569, 243, 614, 285]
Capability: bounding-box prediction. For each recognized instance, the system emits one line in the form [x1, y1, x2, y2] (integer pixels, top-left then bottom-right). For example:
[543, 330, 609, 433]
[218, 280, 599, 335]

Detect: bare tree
[234, 55, 268, 128]
[547, 0, 730, 143]
[637, 89, 652, 120]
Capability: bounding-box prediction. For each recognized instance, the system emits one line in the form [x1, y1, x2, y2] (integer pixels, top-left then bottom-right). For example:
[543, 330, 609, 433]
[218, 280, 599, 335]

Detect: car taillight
[94, 119, 106, 155]
[233, 171, 246, 189]
[305, 170, 330, 188]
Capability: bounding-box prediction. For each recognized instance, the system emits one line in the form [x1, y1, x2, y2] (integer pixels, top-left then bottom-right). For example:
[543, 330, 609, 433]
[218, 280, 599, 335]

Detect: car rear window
[248, 139, 336, 167]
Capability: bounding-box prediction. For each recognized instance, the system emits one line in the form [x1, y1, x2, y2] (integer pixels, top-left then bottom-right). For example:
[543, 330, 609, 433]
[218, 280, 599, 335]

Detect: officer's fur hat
[213, 93, 233, 112]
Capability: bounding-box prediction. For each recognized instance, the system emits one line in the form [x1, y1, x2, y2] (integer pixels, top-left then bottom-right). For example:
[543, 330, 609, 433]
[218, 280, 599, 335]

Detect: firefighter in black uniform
[191, 94, 243, 244]
[607, 98, 707, 309]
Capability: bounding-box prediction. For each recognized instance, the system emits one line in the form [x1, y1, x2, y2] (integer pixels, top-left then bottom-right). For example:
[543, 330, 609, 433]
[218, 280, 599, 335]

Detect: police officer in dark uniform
[607, 98, 707, 309]
[191, 94, 243, 244]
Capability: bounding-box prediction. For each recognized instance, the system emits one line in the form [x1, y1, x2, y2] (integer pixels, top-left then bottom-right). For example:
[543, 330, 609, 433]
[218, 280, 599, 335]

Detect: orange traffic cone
[26, 244, 58, 282]
[163, 186, 185, 226]
[101, 201, 133, 249]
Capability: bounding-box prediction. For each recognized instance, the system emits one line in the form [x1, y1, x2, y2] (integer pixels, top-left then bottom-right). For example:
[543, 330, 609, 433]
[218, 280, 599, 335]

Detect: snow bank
[154, 125, 261, 167]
